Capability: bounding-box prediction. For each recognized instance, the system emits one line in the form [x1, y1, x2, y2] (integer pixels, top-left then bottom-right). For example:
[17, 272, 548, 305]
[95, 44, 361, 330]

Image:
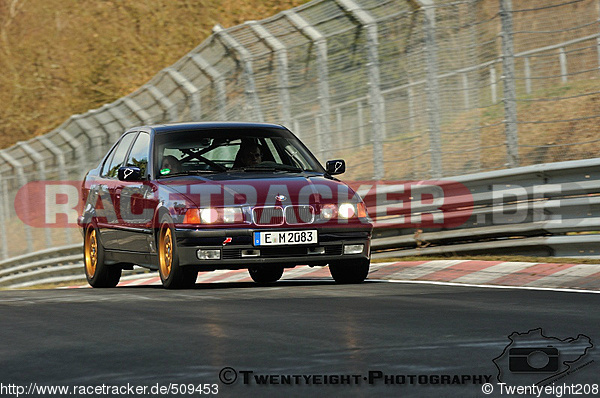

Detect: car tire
[248, 266, 284, 284]
[84, 225, 122, 288]
[157, 214, 197, 289]
[329, 259, 370, 284]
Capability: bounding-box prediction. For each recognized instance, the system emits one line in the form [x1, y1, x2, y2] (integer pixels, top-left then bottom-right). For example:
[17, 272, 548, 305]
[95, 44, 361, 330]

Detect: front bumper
[174, 227, 371, 269]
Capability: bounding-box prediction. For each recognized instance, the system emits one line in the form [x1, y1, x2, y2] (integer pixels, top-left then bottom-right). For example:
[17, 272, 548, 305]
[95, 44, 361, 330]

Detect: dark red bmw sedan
[78, 122, 372, 289]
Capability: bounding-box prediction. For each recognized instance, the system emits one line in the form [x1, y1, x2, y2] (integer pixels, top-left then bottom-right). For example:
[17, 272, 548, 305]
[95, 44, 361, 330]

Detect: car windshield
[154, 128, 325, 177]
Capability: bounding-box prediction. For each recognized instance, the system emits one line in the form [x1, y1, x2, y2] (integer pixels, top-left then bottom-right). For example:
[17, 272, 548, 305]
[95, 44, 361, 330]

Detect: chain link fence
[1, 0, 600, 259]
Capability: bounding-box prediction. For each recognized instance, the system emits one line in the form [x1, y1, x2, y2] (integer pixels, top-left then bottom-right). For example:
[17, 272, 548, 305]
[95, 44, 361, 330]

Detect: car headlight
[320, 204, 337, 220]
[222, 207, 243, 223]
[319, 203, 361, 220]
[200, 208, 219, 224]
[184, 207, 244, 224]
[338, 203, 356, 219]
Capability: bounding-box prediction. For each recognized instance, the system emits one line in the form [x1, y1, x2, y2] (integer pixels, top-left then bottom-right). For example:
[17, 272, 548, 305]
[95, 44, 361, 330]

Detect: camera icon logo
[493, 328, 593, 385]
[508, 346, 559, 373]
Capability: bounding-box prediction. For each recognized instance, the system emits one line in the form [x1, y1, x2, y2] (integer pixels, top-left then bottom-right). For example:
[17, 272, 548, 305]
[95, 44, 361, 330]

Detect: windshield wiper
[238, 164, 303, 173]
[157, 170, 221, 178]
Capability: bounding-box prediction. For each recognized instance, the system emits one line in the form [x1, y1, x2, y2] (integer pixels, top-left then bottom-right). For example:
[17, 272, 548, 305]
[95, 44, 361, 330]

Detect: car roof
[129, 122, 288, 134]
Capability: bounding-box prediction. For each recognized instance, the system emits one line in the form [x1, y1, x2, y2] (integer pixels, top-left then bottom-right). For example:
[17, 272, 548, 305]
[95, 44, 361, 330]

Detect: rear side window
[102, 133, 136, 178]
[125, 132, 150, 176]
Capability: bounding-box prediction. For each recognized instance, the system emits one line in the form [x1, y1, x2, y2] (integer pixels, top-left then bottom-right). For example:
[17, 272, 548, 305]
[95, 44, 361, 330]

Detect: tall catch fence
[1, 0, 600, 259]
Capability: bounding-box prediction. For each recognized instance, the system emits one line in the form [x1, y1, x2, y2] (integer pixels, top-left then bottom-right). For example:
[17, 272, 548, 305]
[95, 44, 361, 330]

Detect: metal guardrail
[0, 244, 149, 289]
[371, 157, 600, 258]
[0, 244, 83, 288]
[2, 157, 600, 288]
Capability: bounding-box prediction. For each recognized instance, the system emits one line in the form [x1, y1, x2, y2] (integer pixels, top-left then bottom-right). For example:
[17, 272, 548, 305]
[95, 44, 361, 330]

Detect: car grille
[222, 245, 342, 259]
[222, 248, 244, 260]
[285, 205, 315, 224]
[252, 205, 315, 225]
[324, 245, 343, 256]
[252, 206, 284, 226]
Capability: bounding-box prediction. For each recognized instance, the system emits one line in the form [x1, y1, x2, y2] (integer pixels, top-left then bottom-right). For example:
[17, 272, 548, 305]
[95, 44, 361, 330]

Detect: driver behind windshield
[235, 142, 262, 167]
[161, 155, 182, 173]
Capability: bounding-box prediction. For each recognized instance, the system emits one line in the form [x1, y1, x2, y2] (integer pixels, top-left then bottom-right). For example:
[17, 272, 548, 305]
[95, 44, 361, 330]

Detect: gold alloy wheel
[159, 226, 173, 279]
[84, 228, 98, 278]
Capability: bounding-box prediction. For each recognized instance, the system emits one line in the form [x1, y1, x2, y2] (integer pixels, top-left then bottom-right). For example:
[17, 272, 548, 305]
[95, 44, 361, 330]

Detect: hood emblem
[275, 194, 287, 202]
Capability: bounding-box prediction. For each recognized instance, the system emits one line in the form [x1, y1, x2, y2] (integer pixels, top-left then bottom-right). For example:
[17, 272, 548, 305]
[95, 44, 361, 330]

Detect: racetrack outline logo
[493, 328, 594, 386]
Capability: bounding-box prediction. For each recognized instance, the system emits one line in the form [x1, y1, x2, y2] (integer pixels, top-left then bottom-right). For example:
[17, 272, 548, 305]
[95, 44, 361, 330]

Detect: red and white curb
[68, 260, 600, 291]
[368, 260, 600, 291]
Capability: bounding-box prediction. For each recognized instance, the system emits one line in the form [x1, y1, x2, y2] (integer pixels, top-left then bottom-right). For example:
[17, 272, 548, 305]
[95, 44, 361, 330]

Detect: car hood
[156, 173, 358, 208]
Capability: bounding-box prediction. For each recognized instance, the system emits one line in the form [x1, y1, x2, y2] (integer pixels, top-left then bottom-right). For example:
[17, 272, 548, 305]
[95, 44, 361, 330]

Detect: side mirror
[326, 159, 345, 175]
[118, 166, 142, 181]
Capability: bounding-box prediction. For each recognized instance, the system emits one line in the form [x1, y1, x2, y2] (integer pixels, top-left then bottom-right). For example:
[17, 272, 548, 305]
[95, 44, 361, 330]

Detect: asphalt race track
[0, 280, 598, 397]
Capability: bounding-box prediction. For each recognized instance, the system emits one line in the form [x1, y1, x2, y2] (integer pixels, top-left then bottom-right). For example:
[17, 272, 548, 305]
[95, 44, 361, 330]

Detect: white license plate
[253, 230, 318, 246]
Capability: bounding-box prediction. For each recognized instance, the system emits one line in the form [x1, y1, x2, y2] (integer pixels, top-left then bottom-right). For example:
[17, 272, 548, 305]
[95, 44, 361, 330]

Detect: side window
[103, 133, 136, 178]
[100, 145, 118, 177]
[125, 132, 150, 176]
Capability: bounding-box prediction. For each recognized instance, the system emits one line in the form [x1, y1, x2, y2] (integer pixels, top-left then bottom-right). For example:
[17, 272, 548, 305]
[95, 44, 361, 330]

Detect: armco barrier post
[16, 142, 53, 248]
[246, 21, 292, 128]
[37, 136, 72, 245]
[188, 54, 228, 121]
[283, 10, 332, 161]
[0, 177, 8, 259]
[123, 97, 153, 125]
[146, 84, 179, 123]
[337, 0, 385, 180]
[0, 151, 33, 254]
[105, 102, 134, 141]
[87, 105, 116, 148]
[212, 24, 264, 123]
[419, 0, 443, 178]
[56, 127, 87, 180]
[165, 68, 202, 121]
[72, 114, 105, 163]
[500, 0, 519, 167]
